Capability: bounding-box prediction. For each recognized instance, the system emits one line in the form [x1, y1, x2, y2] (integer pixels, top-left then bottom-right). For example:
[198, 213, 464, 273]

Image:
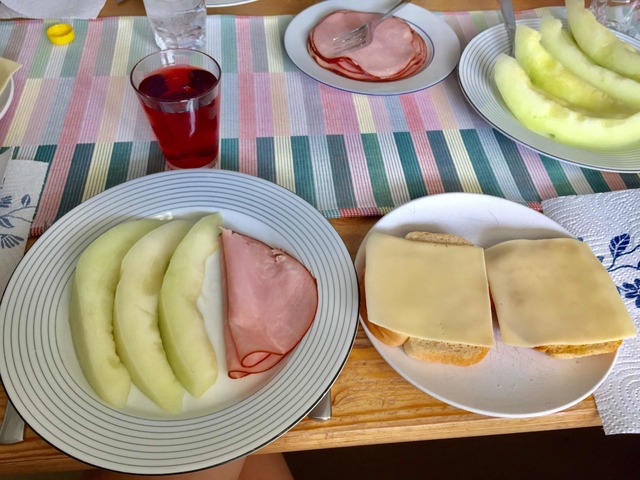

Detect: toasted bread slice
[403, 337, 490, 366]
[534, 340, 622, 359]
[362, 231, 492, 366]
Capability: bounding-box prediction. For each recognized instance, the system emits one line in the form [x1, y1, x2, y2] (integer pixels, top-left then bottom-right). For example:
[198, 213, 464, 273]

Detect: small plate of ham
[284, 0, 461, 95]
[0, 170, 359, 474]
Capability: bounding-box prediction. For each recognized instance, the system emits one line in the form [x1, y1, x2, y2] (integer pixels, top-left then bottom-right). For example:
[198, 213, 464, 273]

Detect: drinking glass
[131, 49, 221, 170]
[590, 0, 640, 37]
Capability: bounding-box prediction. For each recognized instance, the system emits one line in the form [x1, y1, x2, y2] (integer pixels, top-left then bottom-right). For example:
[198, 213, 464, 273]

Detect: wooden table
[0, 0, 604, 475]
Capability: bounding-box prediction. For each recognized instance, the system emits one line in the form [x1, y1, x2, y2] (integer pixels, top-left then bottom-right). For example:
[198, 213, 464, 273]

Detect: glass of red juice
[130, 49, 221, 169]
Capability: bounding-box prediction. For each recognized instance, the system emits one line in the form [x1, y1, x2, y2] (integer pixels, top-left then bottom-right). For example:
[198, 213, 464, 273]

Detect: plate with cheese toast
[355, 193, 636, 418]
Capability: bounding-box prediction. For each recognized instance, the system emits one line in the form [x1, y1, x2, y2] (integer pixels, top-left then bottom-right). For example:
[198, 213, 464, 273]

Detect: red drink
[131, 50, 222, 169]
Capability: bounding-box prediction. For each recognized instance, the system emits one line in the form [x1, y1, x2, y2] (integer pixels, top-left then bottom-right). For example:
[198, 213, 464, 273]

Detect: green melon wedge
[69, 219, 163, 408]
[539, 15, 640, 110]
[494, 53, 640, 149]
[566, 0, 640, 82]
[514, 24, 633, 115]
[159, 213, 223, 398]
[114, 219, 193, 413]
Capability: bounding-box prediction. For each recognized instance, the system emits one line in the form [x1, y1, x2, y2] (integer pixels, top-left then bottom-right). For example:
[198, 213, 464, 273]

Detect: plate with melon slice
[0, 170, 359, 475]
[458, 16, 640, 173]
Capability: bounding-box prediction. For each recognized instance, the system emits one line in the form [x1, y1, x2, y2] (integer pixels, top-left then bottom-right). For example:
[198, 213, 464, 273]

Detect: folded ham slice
[308, 10, 429, 82]
[221, 228, 318, 379]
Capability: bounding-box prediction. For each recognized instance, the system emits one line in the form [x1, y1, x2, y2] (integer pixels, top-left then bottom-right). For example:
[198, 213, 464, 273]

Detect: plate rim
[0, 169, 359, 474]
[354, 192, 617, 418]
[283, 0, 462, 96]
[457, 18, 640, 173]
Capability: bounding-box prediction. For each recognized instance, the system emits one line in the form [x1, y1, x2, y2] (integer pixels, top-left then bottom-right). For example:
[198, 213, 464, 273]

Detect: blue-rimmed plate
[284, 0, 461, 95]
[0, 170, 359, 474]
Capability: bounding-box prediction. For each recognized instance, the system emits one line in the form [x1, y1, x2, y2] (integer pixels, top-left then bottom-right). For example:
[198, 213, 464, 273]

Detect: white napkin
[542, 189, 640, 434]
[0, 0, 106, 19]
[0, 149, 49, 295]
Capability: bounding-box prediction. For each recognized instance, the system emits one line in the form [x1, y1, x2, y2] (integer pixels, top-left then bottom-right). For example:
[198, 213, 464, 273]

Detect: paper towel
[542, 189, 640, 434]
[0, 0, 107, 20]
[0, 150, 49, 294]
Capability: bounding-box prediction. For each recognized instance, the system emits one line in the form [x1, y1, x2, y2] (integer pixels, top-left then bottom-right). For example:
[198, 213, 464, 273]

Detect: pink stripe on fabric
[517, 145, 557, 199]
[78, 76, 109, 143]
[318, 85, 361, 135]
[20, 78, 58, 145]
[238, 72, 257, 139]
[410, 131, 445, 194]
[15, 22, 43, 73]
[236, 16, 253, 74]
[340, 206, 381, 217]
[601, 172, 629, 191]
[31, 144, 76, 234]
[343, 134, 376, 208]
[254, 72, 274, 138]
[399, 93, 433, 132]
[368, 96, 392, 133]
[239, 137, 258, 177]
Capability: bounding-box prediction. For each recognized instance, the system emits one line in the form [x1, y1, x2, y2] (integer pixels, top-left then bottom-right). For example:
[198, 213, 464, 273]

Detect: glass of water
[590, 0, 640, 37]
[143, 0, 207, 50]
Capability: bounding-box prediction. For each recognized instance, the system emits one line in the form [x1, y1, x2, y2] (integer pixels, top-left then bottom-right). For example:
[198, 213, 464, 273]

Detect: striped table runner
[0, 8, 639, 235]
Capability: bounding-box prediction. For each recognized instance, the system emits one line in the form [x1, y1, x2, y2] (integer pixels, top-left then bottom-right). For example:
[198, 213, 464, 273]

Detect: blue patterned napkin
[0, 149, 48, 294]
[543, 189, 640, 434]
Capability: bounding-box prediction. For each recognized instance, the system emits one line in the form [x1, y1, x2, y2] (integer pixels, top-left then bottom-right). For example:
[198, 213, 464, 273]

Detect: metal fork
[499, 0, 516, 55]
[0, 400, 25, 444]
[331, 0, 411, 55]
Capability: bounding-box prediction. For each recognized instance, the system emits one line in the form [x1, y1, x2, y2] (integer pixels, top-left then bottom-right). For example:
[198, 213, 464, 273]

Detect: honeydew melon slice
[514, 24, 633, 115]
[159, 213, 223, 398]
[114, 219, 193, 413]
[494, 53, 640, 149]
[69, 219, 163, 408]
[539, 15, 640, 110]
[566, 0, 640, 81]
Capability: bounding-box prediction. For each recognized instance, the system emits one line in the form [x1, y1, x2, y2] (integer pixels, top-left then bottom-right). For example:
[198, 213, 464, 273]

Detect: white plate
[355, 192, 617, 418]
[0, 170, 359, 474]
[205, 0, 256, 7]
[284, 0, 461, 95]
[0, 77, 14, 120]
[458, 18, 640, 173]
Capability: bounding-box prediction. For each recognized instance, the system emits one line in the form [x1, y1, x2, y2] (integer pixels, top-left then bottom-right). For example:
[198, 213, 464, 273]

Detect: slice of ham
[221, 228, 318, 379]
[308, 10, 429, 82]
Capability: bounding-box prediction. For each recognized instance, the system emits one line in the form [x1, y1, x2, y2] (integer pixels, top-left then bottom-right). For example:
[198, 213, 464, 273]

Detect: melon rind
[494, 53, 640, 149]
[565, 0, 640, 82]
[539, 15, 640, 110]
[514, 24, 632, 115]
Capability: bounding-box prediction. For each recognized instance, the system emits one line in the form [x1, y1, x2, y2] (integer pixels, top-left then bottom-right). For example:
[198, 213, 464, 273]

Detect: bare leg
[83, 458, 245, 480]
[239, 454, 294, 480]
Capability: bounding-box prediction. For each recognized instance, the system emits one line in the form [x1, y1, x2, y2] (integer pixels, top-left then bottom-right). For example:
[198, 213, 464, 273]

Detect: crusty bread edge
[361, 231, 490, 366]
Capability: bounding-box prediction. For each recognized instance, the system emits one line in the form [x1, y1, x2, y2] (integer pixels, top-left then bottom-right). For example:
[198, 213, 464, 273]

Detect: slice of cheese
[364, 232, 494, 347]
[0, 57, 20, 95]
[485, 238, 636, 347]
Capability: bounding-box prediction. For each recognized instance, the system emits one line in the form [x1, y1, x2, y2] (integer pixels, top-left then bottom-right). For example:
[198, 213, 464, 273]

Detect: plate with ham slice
[0, 170, 358, 474]
[284, 0, 461, 95]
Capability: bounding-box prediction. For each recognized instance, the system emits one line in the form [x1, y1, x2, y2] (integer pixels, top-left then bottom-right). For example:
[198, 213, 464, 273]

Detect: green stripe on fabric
[145, 142, 165, 174]
[105, 142, 132, 189]
[582, 168, 610, 192]
[34, 144, 57, 164]
[459, 130, 504, 197]
[220, 138, 239, 171]
[394, 132, 427, 198]
[256, 137, 276, 183]
[60, 21, 88, 78]
[94, 19, 119, 77]
[27, 28, 54, 78]
[493, 131, 540, 202]
[426, 131, 463, 192]
[361, 133, 394, 209]
[291, 136, 316, 206]
[279, 16, 297, 72]
[620, 174, 640, 189]
[57, 143, 94, 219]
[220, 16, 238, 73]
[128, 17, 153, 73]
[326, 135, 357, 209]
[540, 156, 577, 196]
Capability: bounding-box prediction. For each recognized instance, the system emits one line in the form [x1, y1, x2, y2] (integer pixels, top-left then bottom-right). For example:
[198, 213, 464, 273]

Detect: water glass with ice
[143, 0, 207, 50]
